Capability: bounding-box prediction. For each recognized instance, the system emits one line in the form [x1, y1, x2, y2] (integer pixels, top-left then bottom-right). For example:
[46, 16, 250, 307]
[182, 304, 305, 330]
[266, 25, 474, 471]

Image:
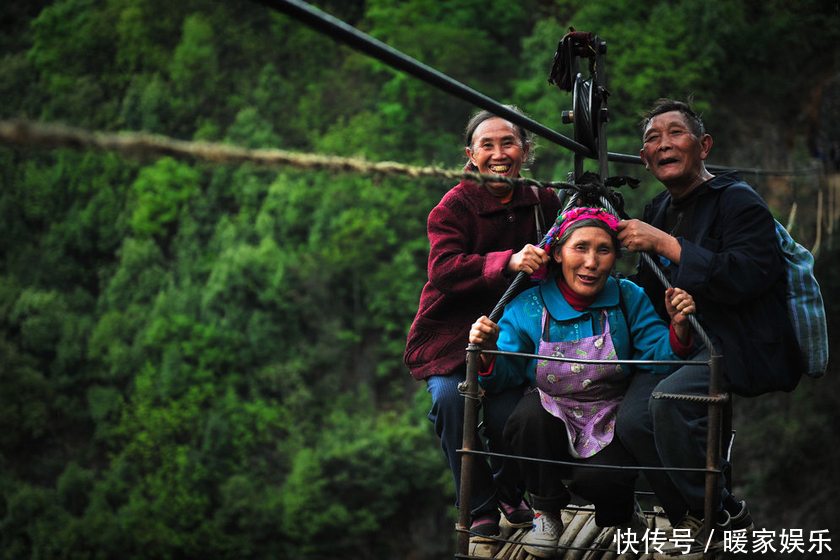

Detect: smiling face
[553, 226, 617, 298]
[466, 117, 529, 198]
[640, 110, 713, 199]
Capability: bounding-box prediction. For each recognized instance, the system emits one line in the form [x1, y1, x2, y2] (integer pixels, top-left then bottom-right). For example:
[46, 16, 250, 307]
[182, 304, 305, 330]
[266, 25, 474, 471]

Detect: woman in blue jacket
[469, 207, 696, 558]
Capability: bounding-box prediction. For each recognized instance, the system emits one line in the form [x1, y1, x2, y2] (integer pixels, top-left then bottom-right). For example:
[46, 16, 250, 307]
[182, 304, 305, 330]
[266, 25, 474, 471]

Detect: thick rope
[0, 119, 566, 190]
[1, 118, 830, 324]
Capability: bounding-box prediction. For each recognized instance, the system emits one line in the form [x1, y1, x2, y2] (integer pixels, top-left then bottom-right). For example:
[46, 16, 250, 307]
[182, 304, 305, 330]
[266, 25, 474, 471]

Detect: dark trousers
[615, 349, 731, 524]
[426, 369, 525, 516]
[504, 391, 638, 527]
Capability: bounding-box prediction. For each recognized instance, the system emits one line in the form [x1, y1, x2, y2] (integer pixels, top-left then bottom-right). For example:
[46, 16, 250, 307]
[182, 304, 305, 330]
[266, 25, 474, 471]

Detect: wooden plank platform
[466, 505, 722, 560]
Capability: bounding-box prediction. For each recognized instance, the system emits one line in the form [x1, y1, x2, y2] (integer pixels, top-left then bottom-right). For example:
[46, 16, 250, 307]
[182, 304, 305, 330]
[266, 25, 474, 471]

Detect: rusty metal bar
[461, 448, 720, 475]
[653, 392, 729, 405]
[456, 344, 482, 557]
[703, 353, 725, 560]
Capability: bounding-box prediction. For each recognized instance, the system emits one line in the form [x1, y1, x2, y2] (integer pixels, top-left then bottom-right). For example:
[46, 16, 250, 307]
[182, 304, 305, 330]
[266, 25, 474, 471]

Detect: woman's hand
[506, 244, 550, 275]
[469, 315, 500, 348]
[469, 315, 500, 370]
[665, 287, 695, 344]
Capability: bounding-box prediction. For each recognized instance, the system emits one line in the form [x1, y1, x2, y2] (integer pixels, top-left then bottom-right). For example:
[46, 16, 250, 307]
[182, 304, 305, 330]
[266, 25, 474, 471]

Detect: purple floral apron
[535, 307, 627, 458]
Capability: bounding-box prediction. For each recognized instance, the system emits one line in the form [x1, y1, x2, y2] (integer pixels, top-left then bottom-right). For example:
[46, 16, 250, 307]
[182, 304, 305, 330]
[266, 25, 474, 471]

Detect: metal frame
[255, 3, 732, 558]
[457, 346, 727, 560]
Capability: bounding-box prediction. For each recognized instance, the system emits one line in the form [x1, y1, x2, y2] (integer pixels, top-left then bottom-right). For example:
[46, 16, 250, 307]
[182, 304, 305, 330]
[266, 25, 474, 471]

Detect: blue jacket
[634, 171, 802, 396]
[479, 276, 683, 394]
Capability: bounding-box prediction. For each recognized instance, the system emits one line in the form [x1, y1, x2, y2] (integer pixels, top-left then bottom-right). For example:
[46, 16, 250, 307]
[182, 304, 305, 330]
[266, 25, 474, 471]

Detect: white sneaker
[522, 511, 564, 558]
[656, 514, 707, 556]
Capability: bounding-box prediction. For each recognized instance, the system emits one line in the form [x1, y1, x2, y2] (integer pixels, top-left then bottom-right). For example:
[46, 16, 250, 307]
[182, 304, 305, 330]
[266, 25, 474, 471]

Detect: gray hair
[463, 104, 537, 168]
[639, 98, 706, 137]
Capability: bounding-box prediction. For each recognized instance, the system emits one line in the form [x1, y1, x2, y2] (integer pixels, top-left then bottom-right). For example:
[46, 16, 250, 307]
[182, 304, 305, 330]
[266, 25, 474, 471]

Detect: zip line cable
[487, 180, 719, 355]
[0, 1, 822, 181]
[0, 1, 822, 184]
[250, 0, 594, 158]
[251, 0, 823, 179]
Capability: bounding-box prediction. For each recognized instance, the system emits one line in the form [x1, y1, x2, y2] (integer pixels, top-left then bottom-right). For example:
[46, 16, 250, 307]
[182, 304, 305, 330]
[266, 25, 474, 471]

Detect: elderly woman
[469, 207, 696, 557]
[404, 106, 562, 541]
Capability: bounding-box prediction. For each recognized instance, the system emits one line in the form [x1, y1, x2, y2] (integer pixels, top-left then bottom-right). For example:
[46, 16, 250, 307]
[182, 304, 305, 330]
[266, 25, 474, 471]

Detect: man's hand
[617, 219, 682, 264]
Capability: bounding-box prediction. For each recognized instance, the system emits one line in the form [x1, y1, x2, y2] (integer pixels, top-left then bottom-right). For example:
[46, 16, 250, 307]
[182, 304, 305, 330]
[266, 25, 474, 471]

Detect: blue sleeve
[478, 291, 541, 393]
[619, 280, 684, 375]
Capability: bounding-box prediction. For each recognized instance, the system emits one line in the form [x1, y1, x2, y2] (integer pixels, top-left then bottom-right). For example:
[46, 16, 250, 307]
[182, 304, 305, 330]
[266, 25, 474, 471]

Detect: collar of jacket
[649, 170, 744, 207]
[539, 275, 620, 321]
[459, 179, 541, 215]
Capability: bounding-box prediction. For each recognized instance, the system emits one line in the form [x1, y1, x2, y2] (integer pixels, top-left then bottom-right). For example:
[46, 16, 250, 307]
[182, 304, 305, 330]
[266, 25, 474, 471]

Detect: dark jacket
[634, 171, 802, 396]
[404, 180, 561, 380]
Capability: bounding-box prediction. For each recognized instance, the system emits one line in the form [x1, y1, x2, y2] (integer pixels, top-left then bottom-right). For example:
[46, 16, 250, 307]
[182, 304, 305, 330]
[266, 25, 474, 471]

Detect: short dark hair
[464, 104, 536, 167]
[639, 98, 706, 137]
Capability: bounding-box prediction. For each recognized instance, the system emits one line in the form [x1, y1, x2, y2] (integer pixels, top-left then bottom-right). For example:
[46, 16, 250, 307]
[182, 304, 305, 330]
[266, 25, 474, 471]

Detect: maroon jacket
[404, 179, 562, 380]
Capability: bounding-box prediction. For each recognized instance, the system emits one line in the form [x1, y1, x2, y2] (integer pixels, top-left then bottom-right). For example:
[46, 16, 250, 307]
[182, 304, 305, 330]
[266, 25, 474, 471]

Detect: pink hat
[532, 207, 619, 280]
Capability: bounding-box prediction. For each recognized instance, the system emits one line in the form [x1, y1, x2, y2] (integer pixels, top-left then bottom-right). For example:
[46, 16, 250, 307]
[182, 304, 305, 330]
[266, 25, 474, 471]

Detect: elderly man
[615, 98, 802, 550]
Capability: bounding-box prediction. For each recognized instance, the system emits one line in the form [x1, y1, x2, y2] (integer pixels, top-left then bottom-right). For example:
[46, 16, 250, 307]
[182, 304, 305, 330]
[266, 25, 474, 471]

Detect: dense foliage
[1, 1, 838, 559]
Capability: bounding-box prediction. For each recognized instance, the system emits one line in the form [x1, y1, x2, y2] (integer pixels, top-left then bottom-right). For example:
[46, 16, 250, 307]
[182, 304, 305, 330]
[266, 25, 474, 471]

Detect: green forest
[1, 1, 839, 559]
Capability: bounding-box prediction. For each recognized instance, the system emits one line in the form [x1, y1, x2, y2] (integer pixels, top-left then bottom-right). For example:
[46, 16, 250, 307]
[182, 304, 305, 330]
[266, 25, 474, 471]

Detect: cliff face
[708, 71, 839, 166]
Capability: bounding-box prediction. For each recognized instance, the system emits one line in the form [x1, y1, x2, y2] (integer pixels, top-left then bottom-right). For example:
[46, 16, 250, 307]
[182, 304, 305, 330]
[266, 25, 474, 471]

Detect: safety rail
[457, 345, 727, 560]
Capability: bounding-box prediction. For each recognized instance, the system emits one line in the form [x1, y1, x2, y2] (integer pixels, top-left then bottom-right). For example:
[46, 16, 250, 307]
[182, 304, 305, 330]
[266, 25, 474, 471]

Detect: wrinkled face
[466, 118, 529, 197]
[640, 110, 711, 195]
[553, 226, 617, 298]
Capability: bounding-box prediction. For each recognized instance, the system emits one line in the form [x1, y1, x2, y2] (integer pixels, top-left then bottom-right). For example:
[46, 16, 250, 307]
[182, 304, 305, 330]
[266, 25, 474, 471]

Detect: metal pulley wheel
[562, 72, 601, 153]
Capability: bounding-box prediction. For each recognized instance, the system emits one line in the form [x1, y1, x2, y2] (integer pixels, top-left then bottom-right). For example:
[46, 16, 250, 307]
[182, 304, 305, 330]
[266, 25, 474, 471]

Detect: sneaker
[470, 510, 500, 543]
[656, 514, 705, 555]
[523, 511, 564, 558]
[499, 498, 534, 527]
[715, 509, 731, 533]
[612, 500, 649, 553]
[728, 500, 755, 533]
[623, 500, 649, 533]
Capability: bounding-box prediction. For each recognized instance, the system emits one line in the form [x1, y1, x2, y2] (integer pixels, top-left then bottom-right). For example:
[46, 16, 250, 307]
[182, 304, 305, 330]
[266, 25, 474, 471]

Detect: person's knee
[430, 386, 465, 419]
[615, 377, 657, 442]
[616, 401, 650, 444]
[648, 393, 671, 426]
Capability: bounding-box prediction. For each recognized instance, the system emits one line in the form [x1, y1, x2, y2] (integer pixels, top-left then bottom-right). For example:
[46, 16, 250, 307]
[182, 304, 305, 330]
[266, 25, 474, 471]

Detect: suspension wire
[252, 0, 827, 180]
[594, 193, 719, 355]
[488, 181, 718, 355]
[253, 0, 593, 156]
[1, 2, 821, 182]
